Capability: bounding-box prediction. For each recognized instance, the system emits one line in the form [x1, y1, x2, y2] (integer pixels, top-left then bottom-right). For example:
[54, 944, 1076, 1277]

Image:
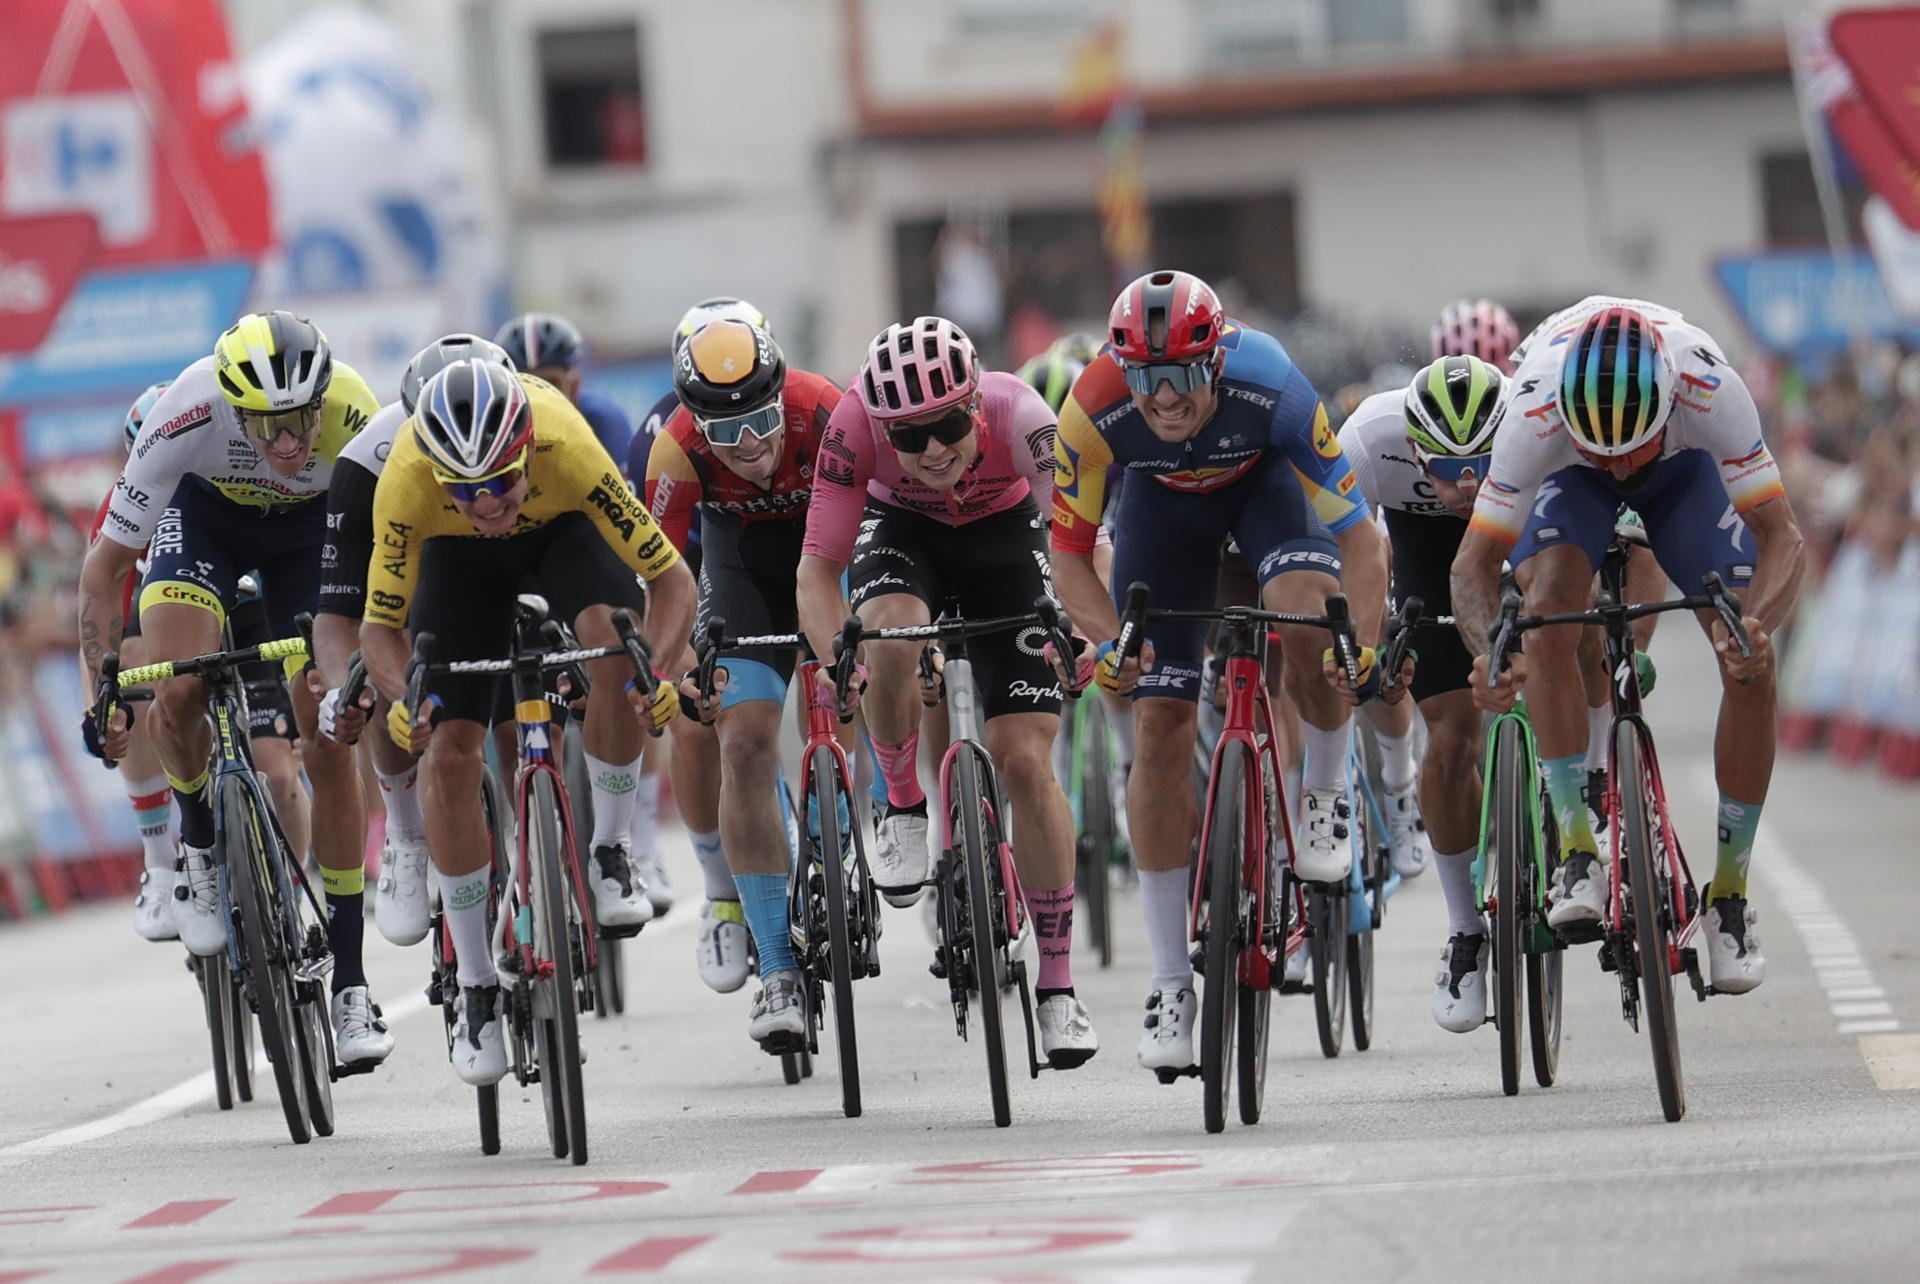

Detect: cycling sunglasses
[1413, 447, 1491, 484]
[1121, 355, 1216, 397]
[696, 400, 784, 448]
[885, 398, 978, 455]
[436, 447, 529, 504]
[240, 405, 321, 445]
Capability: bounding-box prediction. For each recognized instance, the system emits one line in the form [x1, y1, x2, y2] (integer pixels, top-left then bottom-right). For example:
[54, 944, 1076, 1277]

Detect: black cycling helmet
[494, 312, 585, 372]
[400, 333, 515, 415]
[674, 319, 787, 420]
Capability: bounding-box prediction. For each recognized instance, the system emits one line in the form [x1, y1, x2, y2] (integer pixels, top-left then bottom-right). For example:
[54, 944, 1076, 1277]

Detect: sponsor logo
[157, 404, 213, 439]
[375, 438, 391, 462]
[1013, 625, 1049, 658]
[1134, 667, 1195, 691]
[818, 437, 857, 487]
[1094, 401, 1134, 432]
[1025, 425, 1056, 471]
[1534, 525, 1564, 542]
[325, 510, 343, 530]
[370, 589, 405, 613]
[1517, 378, 1540, 397]
[1382, 451, 1419, 469]
[1007, 679, 1062, 702]
[650, 476, 675, 519]
[1731, 563, 1754, 581]
[105, 508, 139, 533]
[114, 477, 151, 509]
[341, 405, 370, 435]
[318, 582, 361, 599]
[587, 484, 638, 541]
[1311, 405, 1340, 460]
[320, 542, 339, 567]
[1720, 440, 1768, 471]
[156, 583, 220, 612]
[1692, 345, 1723, 369]
[1521, 397, 1558, 427]
[635, 530, 667, 564]
[1261, 547, 1339, 577]
[1485, 479, 1520, 496]
[1222, 387, 1274, 412]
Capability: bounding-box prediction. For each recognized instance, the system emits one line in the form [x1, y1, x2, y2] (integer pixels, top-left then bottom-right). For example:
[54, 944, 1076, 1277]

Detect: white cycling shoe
[451, 983, 507, 1086]
[1292, 789, 1352, 884]
[1137, 985, 1197, 1080]
[332, 984, 395, 1068]
[1704, 892, 1765, 994]
[634, 849, 674, 916]
[697, 900, 753, 993]
[134, 864, 179, 942]
[1432, 931, 1490, 1033]
[590, 842, 653, 933]
[1384, 786, 1431, 878]
[1545, 851, 1608, 928]
[374, 837, 432, 947]
[174, 844, 227, 957]
[1037, 994, 1099, 1069]
[873, 800, 932, 907]
[747, 969, 807, 1052]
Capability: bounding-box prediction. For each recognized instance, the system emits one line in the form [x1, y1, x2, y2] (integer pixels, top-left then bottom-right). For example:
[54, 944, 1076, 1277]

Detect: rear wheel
[531, 772, 590, 1163]
[1489, 717, 1527, 1097]
[954, 749, 1011, 1128]
[230, 971, 254, 1103]
[1077, 699, 1115, 970]
[1347, 787, 1378, 1052]
[476, 767, 512, 1154]
[1310, 885, 1348, 1059]
[1617, 720, 1685, 1123]
[222, 776, 308, 1144]
[1236, 746, 1279, 1125]
[811, 748, 862, 1119]
[199, 955, 234, 1111]
[1201, 741, 1247, 1135]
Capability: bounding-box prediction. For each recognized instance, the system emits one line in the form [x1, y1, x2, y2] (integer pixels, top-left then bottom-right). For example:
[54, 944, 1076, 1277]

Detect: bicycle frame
[934, 630, 1028, 947]
[1474, 704, 1559, 954]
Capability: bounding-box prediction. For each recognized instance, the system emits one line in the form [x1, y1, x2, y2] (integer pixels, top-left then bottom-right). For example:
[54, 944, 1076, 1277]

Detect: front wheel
[530, 771, 590, 1163]
[1077, 699, 1116, 970]
[1527, 947, 1563, 1087]
[810, 747, 862, 1119]
[1200, 741, 1247, 1135]
[222, 775, 308, 1144]
[1489, 717, 1527, 1097]
[1309, 886, 1348, 1059]
[198, 954, 234, 1111]
[953, 749, 1012, 1128]
[1617, 720, 1684, 1123]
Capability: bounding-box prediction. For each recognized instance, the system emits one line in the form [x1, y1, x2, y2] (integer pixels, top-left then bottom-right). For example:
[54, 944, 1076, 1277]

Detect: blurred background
[3, 0, 1918, 908]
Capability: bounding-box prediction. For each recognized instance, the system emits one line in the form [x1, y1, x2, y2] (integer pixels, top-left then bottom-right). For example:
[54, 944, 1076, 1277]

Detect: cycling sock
[628, 769, 661, 859]
[1139, 866, 1194, 990]
[1583, 704, 1610, 773]
[871, 732, 926, 808]
[1375, 725, 1416, 793]
[1028, 885, 1075, 991]
[438, 867, 498, 988]
[1541, 754, 1598, 857]
[1301, 721, 1351, 793]
[374, 762, 425, 845]
[732, 872, 796, 976]
[692, 829, 735, 901]
[126, 776, 175, 870]
[321, 866, 367, 993]
[167, 766, 214, 850]
[1434, 847, 1484, 936]
[862, 735, 888, 808]
[1108, 702, 1135, 771]
[1711, 795, 1762, 900]
[586, 752, 641, 850]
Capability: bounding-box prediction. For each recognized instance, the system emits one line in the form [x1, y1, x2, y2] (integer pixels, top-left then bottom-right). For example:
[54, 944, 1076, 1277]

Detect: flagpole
[1786, 11, 1868, 351]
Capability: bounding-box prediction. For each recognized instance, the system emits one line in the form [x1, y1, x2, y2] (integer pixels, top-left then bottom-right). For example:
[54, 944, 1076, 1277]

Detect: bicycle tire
[1490, 717, 1525, 1096]
[810, 747, 862, 1118]
[294, 982, 336, 1137]
[230, 970, 254, 1103]
[1201, 740, 1246, 1134]
[199, 955, 234, 1111]
[1347, 784, 1378, 1052]
[1309, 885, 1348, 1059]
[1527, 946, 1563, 1087]
[531, 771, 591, 1163]
[1617, 720, 1685, 1122]
[1079, 700, 1115, 969]
[1237, 745, 1279, 1125]
[593, 935, 624, 1019]
[221, 775, 308, 1144]
[953, 748, 1012, 1128]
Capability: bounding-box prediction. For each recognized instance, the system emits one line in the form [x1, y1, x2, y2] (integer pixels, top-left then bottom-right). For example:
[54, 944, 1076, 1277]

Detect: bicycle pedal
[331, 1060, 379, 1081]
[757, 1031, 807, 1057]
[1597, 939, 1618, 972]
[1557, 920, 1604, 947]
[928, 946, 948, 980]
[1152, 1065, 1201, 1084]
[598, 922, 645, 941]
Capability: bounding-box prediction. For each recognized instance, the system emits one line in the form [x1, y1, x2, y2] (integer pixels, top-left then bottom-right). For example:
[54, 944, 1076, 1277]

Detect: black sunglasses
[884, 400, 977, 454]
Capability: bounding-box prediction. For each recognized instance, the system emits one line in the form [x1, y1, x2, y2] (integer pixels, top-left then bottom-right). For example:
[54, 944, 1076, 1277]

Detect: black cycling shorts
[692, 515, 807, 701]
[412, 511, 648, 725]
[1384, 508, 1473, 702]
[139, 476, 324, 642]
[848, 498, 1063, 721]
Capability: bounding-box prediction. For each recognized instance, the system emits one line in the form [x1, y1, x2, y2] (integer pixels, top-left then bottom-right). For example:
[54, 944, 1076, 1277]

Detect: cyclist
[1050, 269, 1388, 1078]
[1433, 298, 1522, 376]
[76, 310, 396, 1069]
[1336, 354, 1506, 1029]
[359, 358, 694, 1085]
[1451, 297, 1806, 994]
[311, 333, 516, 947]
[796, 315, 1100, 1069]
[645, 318, 843, 1052]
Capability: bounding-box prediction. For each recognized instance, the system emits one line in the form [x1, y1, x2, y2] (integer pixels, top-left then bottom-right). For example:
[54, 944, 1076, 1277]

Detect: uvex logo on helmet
[1108, 270, 1223, 361]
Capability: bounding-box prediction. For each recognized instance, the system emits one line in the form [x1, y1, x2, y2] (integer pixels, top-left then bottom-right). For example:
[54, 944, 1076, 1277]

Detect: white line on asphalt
[1751, 824, 1901, 1037]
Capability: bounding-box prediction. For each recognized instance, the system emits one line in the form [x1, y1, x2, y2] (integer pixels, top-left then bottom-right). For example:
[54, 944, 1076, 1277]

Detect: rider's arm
[360, 619, 411, 705]
[1449, 526, 1515, 657]
[1272, 372, 1386, 644]
[797, 395, 880, 661]
[1737, 494, 1806, 635]
[314, 454, 380, 689]
[77, 535, 142, 692]
[1333, 512, 1390, 646]
[796, 553, 851, 666]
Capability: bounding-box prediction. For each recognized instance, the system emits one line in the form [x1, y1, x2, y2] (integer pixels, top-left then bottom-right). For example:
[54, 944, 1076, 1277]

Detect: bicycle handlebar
[1488, 573, 1751, 686]
[1114, 581, 1151, 665]
[1324, 592, 1360, 689]
[1379, 595, 1425, 690]
[115, 634, 308, 688]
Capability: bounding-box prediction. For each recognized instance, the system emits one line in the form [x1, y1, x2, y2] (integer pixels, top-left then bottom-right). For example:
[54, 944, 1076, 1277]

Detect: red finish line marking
[590, 1236, 714, 1273]
[729, 1169, 822, 1195]
[124, 1200, 233, 1229]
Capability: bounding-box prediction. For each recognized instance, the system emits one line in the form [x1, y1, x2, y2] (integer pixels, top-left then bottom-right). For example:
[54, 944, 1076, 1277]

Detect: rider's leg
[423, 718, 496, 985]
[857, 590, 934, 806]
[1419, 689, 1485, 932]
[116, 633, 176, 870]
[1703, 604, 1775, 900]
[138, 597, 221, 850]
[714, 681, 797, 976]
[1131, 697, 1200, 985]
[293, 662, 369, 991]
[1514, 542, 1599, 858]
[250, 732, 310, 862]
[1263, 567, 1349, 791]
[670, 717, 730, 895]
[985, 711, 1075, 985]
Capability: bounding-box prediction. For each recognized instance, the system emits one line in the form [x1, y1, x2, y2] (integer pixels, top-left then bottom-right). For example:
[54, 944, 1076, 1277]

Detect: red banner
[1832, 8, 1920, 174]
[1833, 97, 1920, 230]
[0, 0, 272, 267]
[0, 212, 97, 354]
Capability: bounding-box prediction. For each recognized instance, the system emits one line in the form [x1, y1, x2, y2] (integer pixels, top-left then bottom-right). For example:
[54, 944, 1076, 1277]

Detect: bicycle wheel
[1078, 700, 1115, 969]
[221, 775, 308, 1144]
[952, 748, 1012, 1128]
[198, 955, 234, 1111]
[1489, 717, 1526, 1096]
[1527, 947, 1563, 1087]
[530, 771, 591, 1163]
[1201, 741, 1247, 1134]
[229, 969, 254, 1103]
[1616, 720, 1684, 1122]
[1347, 786, 1378, 1053]
[1309, 885, 1348, 1059]
[1237, 746, 1279, 1125]
[810, 747, 862, 1119]
[593, 935, 625, 1018]
[293, 981, 336, 1137]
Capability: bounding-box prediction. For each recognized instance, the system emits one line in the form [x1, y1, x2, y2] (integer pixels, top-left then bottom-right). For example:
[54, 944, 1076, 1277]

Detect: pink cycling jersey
[802, 370, 1058, 562]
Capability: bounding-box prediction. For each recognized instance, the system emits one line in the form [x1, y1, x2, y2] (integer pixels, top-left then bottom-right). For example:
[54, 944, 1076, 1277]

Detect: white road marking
[1754, 824, 1901, 1037]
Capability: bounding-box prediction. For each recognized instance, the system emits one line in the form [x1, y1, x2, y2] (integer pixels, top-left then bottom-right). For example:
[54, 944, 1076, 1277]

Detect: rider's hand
[918, 647, 945, 708]
[677, 665, 729, 725]
[627, 671, 679, 732]
[1320, 644, 1385, 705]
[814, 661, 869, 717]
[1711, 615, 1770, 686]
[1469, 651, 1526, 714]
[311, 671, 373, 746]
[80, 702, 132, 763]
[1378, 649, 1417, 705]
[1043, 634, 1098, 690]
[1094, 639, 1155, 696]
[388, 694, 441, 755]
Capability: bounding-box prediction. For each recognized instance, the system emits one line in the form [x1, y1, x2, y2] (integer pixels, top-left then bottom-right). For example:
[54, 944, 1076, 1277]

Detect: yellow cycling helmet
[214, 310, 333, 413]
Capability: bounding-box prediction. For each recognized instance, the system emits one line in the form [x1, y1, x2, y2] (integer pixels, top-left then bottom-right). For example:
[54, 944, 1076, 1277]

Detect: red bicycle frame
[1601, 715, 1700, 974]
[937, 742, 1030, 947]
[505, 698, 597, 982]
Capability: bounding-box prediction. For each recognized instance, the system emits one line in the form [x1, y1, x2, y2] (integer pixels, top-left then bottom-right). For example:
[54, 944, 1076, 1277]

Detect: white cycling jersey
[1337, 390, 1454, 518]
[101, 355, 377, 550]
[339, 400, 405, 476]
[1468, 295, 1785, 542]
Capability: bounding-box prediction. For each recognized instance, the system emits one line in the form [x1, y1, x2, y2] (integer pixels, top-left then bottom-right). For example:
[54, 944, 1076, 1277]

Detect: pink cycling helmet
[859, 316, 979, 421]
[1432, 299, 1521, 375]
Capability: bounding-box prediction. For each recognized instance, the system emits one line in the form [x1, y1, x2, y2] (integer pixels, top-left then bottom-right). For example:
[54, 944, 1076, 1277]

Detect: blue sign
[0, 259, 254, 406]
[21, 399, 132, 464]
[1713, 249, 1920, 358]
[589, 358, 675, 437]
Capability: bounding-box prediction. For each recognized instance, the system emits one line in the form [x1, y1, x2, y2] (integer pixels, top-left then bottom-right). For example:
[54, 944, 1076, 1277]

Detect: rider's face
[449, 475, 529, 535]
[1128, 353, 1221, 442]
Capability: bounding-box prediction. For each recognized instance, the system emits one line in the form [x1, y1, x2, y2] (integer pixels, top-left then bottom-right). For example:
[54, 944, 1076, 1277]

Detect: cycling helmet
[1051, 332, 1103, 365]
[674, 320, 786, 418]
[859, 316, 979, 421]
[494, 312, 585, 372]
[1404, 356, 1505, 458]
[214, 311, 332, 412]
[674, 297, 769, 351]
[1558, 306, 1675, 456]
[1108, 270, 1223, 361]
[1432, 299, 1521, 374]
[122, 381, 172, 449]
[413, 359, 534, 480]
[1015, 342, 1089, 415]
[401, 334, 514, 416]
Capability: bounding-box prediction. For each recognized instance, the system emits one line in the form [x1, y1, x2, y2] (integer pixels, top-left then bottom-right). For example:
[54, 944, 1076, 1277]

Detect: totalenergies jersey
[1468, 295, 1786, 544]
[643, 369, 843, 548]
[1050, 322, 1366, 556]
[363, 372, 681, 630]
[801, 371, 1057, 563]
[97, 354, 378, 550]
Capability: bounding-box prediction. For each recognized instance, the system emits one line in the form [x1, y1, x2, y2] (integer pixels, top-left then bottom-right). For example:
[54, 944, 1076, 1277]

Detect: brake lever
[832, 615, 864, 724]
[1381, 595, 1424, 688]
[1701, 572, 1751, 660]
[403, 631, 435, 757]
[695, 617, 726, 718]
[1323, 591, 1360, 689]
[1114, 581, 1150, 664]
[1033, 596, 1084, 697]
[1487, 586, 1524, 689]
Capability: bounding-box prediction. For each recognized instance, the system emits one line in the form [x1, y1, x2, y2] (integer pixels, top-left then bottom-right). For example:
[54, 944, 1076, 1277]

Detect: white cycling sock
[1108, 702, 1136, 774]
[628, 768, 661, 859]
[586, 752, 640, 850]
[1583, 704, 1610, 774]
[374, 762, 425, 844]
[1139, 866, 1194, 990]
[1375, 725, 1416, 794]
[1434, 847, 1484, 937]
[437, 867, 498, 988]
[1301, 720, 1350, 794]
[692, 828, 734, 900]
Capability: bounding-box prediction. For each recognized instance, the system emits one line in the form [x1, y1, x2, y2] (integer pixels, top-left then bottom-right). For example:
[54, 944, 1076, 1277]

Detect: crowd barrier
[1779, 534, 1920, 780]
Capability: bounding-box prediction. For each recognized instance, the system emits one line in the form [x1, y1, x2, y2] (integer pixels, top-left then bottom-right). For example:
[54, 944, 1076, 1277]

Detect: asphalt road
[2, 628, 1917, 1283]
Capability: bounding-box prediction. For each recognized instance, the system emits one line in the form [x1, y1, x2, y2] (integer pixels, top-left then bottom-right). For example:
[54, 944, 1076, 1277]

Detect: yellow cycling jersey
[363, 373, 681, 630]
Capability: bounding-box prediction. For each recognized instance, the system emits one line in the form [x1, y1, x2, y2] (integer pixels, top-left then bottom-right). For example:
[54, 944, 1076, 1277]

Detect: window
[538, 23, 646, 169]
[1760, 149, 1865, 247]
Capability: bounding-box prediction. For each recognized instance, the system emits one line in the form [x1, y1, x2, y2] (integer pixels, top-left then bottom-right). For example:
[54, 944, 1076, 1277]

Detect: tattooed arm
[77, 537, 142, 694]
[1450, 526, 1524, 712]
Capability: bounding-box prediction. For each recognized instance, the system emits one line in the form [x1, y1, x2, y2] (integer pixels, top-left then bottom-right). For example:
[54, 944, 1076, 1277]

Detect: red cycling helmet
[1432, 299, 1521, 375]
[1108, 270, 1224, 361]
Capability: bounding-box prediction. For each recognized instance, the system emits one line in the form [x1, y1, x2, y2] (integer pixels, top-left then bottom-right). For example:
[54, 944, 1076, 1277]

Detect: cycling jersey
[1470, 296, 1785, 544]
[316, 401, 405, 620]
[364, 372, 680, 631]
[644, 369, 843, 548]
[576, 387, 633, 464]
[801, 371, 1056, 564]
[629, 390, 700, 555]
[1051, 323, 1367, 557]
[1337, 390, 1455, 518]
[100, 355, 378, 550]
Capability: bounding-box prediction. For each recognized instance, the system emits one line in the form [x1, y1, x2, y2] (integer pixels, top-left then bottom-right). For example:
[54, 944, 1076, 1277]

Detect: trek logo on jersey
[587, 482, 638, 541]
[1223, 387, 1274, 412]
[1676, 371, 1721, 411]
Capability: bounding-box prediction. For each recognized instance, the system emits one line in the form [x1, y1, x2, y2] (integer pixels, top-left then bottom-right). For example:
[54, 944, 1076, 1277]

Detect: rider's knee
[1133, 699, 1196, 758]
[717, 717, 780, 779]
[863, 637, 920, 684]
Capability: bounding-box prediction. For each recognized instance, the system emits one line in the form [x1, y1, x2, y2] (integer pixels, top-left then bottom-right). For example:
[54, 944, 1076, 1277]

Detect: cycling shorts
[1109, 451, 1338, 703]
[138, 477, 324, 642]
[848, 498, 1063, 720]
[1510, 449, 1754, 595]
[1383, 508, 1473, 702]
[693, 515, 806, 707]
[412, 511, 648, 726]
[230, 591, 297, 741]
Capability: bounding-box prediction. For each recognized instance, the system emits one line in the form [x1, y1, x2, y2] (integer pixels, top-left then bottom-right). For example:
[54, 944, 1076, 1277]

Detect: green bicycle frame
[1473, 702, 1558, 954]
